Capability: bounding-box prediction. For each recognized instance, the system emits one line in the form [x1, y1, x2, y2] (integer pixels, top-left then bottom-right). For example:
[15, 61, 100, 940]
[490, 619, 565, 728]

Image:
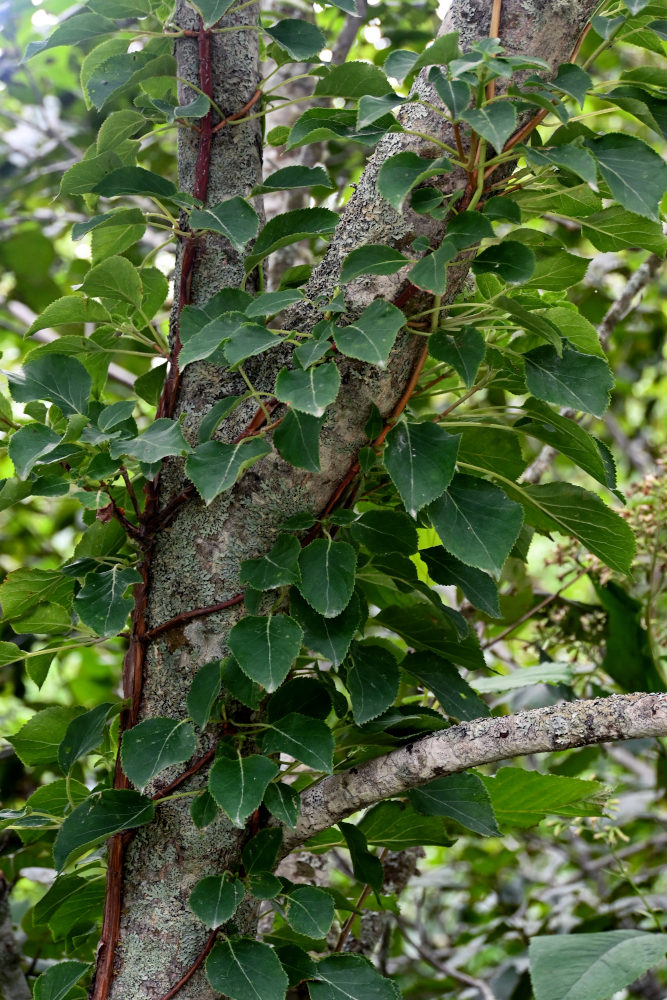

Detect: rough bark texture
[107, 2, 599, 997]
[286, 693, 667, 850]
[0, 873, 30, 1000]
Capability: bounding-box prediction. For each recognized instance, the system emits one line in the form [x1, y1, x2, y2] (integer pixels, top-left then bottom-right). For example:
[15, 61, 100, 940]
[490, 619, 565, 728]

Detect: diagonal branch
[285, 692, 667, 851]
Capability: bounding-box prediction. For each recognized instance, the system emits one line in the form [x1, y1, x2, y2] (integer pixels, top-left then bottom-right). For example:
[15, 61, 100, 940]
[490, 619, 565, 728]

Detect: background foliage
[0, 0, 666, 998]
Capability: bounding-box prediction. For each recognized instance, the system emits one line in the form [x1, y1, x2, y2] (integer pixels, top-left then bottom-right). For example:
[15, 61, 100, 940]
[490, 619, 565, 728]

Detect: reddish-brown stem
[156, 930, 218, 1000]
[144, 594, 245, 640]
[152, 747, 217, 800]
[453, 122, 466, 163]
[211, 87, 262, 132]
[120, 467, 141, 519]
[485, 0, 503, 101]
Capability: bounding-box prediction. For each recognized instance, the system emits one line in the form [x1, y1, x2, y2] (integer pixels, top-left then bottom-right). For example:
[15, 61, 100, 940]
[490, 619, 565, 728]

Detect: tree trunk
[97, 2, 600, 997]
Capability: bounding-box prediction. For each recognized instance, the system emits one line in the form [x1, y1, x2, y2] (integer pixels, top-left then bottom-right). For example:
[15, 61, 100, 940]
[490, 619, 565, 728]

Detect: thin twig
[144, 594, 245, 640]
[156, 929, 218, 1000]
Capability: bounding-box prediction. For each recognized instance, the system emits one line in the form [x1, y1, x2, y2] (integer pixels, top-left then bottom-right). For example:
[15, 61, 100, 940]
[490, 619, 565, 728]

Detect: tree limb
[0, 874, 31, 1000]
[285, 693, 667, 850]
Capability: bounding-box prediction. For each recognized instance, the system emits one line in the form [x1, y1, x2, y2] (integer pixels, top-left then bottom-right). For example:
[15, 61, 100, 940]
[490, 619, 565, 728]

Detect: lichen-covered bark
[109, 2, 599, 997]
[0, 874, 30, 1000]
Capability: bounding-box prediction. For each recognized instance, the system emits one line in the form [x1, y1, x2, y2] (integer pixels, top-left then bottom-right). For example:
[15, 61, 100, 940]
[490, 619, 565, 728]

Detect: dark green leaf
[198, 396, 244, 443]
[240, 534, 301, 590]
[429, 474, 524, 576]
[456, 425, 525, 481]
[408, 240, 457, 295]
[251, 165, 332, 196]
[189, 875, 245, 928]
[346, 642, 399, 724]
[333, 299, 405, 367]
[522, 143, 597, 184]
[482, 768, 604, 829]
[524, 342, 613, 417]
[191, 790, 219, 829]
[586, 132, 667, 220]
[358, 800, 454, 849]
[429, 70, 470, 118]
[193, 0, 236, 27]
[110, 418, 191, 463]
[472, 241, 536, 283]
[410, 773, 500, 836]
[9, 424, 63, 480]
[7, 707, 80, 767]
[277, 944, 317, 989]
[81, 255, 143, 307]
[274, 409, 324, 471]
[221, 656, 264, 709]
[186, 438, 271, 505]
[428, 327, 485, 388]
[26, 12, 115, 56]
[97, 401, 136, 432]
[384, 421, 459, 517]
[338, 822, 384, 891]
[228, 614, 303, 692]
[462, 103, 517, 151]
[298, 538, 356, 618]
[377, 152, 453, 212]
[53, 789, 154, 869]
[33, 961, 88, 1000]
[242, 828, 283, 874]
[74, 566, 142, 637]
[340, 245, 409, 284]
[314, 61, 391, 99]
[529, 931, 667, 1000]
[190, 198, 259, 252]
[286, 886, 335, 939]
[404, 650, 489, 720]
[421, 547, 500, 617]
[245, 290, 305, 318]
[245, 208, 338, 272]
[516, 398, 614, 488]
[550, 63, 592, 106]
[7, 355, 91, 416]
[446, 211, 495, 249]
[495, 295, 562, 350]
[121, 717, 196, 790]
[264, 19, 325, 60]
[357, 92, 406, 129]
[290, 591, 360, 666]
[348, 509, 418, 555]
[275, 363, 340, 417]
[264, 781, 301, 828]
[594, 581, 664, 692]
[26, 296, 111, 335]
[187, 660, 223, 730]
[94, 166, 179, 200]
[58, 703, 113, 773]
[207, 938, 288, 1000]
[208, 754, 279, 827]
[581, 206, 667, 253]
[263, 713, 334, 772]
[310, 954, 397, 1000]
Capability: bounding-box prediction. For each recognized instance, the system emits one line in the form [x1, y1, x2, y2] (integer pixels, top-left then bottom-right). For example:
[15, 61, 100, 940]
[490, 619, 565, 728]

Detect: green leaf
[377, 151, 453, 212]
[94, 165, 179, 200]
[410, 773, 500, 836]
[97, 109, 146, 152]
[53, 789, 154, 869]
[74, 566, 142, 637]
[310, 954, 397, 1000]
[121, 717, 196, 790]
[178, 310, 244, 367]
[314, 61, 391, 99]
[26, 12, 116, 56]
[221, 656, 264, 709]
[206, 938, 288, 1000]
[7, 706, 80, 767]
[110, 418, 191, 463]
[186, 438, 271, 505]
[240, 535, 301, 590]
[224, 325, 283, 368]
[290, 591, 360, 667]
[524, 342, 613, 417]
[81, 255, 143, 307]
[251, 165, 332, 196]
[595, 580, 664, 692]
[339, 245, 409, 284]
[530, 931, 667, 1000]
[297, 538, 356, 618]
[586, 132, 667, 220]
[190, 198, 259, 252]
[496, 295, 563, 351]
[526, 249, 589, 292]
[408, 240, 457, 295]
[446, 210, 495, 249]
[245, 208, 338, 272]
[404, 650, 489, 720]
[7, 355, 92, 416]
[333, 299, 405, 367]
[26, 296, 111, 334]
[384, 421, 460, 517]
[515, 482, 635, 575]
[33, 961, 88, 1000]
[348, 509, 418, 556]
[429, 70, 470, 118]
[264, 781, 301, 828]
[516, 398, 613, 488]
[264, 19, 325, 60]
[462, 103, 516, 151]
[522, 143, 597, 184]
[286, 886, 335, 939]
[428, 327, 485, 388]
[581, 206, 667, 253]
[550, 63, 592, 106]
[197, 395, 244, 443]
[151, 92, 211, 122]
[193, 0, 236, 26]
[411, 32, 461, 73]
[60, 151, 123, 197]
[246, 290, 305, 318]
[274, 409, 324, 472]
[358, 800, 454, 849]
[228, 614, 303, 692]
[421, 547, 500, 617]
[482, 768, 604, 829]
[275, 363, 340, 417]
[346, 642, 399, 724]
[9, 424, 63, 480]
[338, 822, 384, 892]
[208, 754, 279, 827]
[429, 474, 523, 576]
[457, 425, 525, 481]
[58, 703, 113, 773]
[191, 790, 219, 829]
[187, 660, 223, 730]
[262, 713, 334, 772]
[98, 400, 136, 431]
[472, 241, 536, 283]
[241, 828, 282, 877]
[190, 875, 245, 928]
[472, 663, 574, 693]
[357, 92, 406, 129]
